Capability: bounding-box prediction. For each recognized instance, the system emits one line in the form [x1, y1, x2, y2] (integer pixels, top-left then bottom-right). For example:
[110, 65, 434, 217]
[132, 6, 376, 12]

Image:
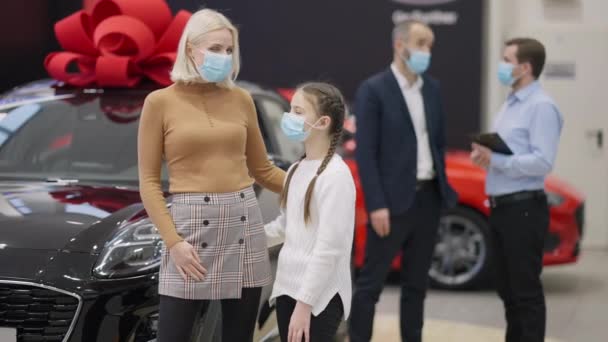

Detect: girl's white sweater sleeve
[294, 170, 356, 306]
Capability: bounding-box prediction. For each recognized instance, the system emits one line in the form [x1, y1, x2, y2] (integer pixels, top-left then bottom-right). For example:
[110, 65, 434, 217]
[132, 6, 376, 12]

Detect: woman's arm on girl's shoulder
[294, 169, 356, 306]
[264, 209, 286, 248]
[137, 92, 182, 249]
[240, 90, 286, 193]
[263, 160, 299, 247]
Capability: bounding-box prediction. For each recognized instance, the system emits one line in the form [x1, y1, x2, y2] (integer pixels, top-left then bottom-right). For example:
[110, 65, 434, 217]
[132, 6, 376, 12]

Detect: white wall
[483, 0, 608, 128]
[483, 0, 608, 249]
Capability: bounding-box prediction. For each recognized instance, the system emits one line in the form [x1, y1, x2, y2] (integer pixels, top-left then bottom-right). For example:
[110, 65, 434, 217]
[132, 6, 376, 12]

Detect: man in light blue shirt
[485, 81, 562, 195]
[471, 38, 562, 342]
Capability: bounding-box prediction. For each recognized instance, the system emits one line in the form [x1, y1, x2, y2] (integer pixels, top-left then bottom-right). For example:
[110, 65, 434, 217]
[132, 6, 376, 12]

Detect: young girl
[265, 82, 356, 342]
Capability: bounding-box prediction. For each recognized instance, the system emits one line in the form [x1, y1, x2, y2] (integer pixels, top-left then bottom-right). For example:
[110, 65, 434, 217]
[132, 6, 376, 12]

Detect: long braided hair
[279, 82, 346, 223]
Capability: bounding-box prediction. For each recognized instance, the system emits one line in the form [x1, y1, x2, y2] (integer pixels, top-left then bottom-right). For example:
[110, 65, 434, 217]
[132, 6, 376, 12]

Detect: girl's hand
[289, 301, 312, 342]
[169, 241, 207, 281]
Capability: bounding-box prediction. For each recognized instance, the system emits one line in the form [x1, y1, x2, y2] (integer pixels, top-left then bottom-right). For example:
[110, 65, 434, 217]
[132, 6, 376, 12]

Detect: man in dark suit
[349, 20, 457, 342]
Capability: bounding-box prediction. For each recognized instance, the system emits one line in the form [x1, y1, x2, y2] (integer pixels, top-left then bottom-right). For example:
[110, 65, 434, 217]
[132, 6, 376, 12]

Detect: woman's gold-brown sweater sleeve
[243, 92, 286, 193]
[137, 93, 183, 249]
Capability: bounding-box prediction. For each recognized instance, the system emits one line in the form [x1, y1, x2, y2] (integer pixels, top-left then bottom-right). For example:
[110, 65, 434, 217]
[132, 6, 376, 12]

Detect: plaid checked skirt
[159, 187, 272, 300]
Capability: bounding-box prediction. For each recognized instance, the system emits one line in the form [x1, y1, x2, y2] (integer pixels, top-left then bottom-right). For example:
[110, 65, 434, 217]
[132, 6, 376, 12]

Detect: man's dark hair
[506, 38, 546, 79]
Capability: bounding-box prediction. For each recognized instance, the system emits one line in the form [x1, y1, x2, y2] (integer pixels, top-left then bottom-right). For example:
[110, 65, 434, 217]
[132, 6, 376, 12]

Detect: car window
[254, 102, 275, 155]
[0, 97, 167, 184]
[256, 97, 304, 162]
[0, 93, 299, 184]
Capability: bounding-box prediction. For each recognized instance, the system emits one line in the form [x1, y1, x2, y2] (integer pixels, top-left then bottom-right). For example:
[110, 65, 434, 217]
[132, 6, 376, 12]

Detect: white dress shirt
[265, 155, 356, 319]
[391, 63, 435, 180]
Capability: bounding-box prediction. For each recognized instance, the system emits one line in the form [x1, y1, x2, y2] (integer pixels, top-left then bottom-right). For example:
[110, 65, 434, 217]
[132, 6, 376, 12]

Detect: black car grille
[0, 282, 80, 342]
[575, 203, 585, 237]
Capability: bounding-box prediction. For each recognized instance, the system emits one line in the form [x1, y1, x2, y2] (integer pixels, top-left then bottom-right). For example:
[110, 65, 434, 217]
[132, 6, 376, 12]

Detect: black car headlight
[94, 217, 164, 278]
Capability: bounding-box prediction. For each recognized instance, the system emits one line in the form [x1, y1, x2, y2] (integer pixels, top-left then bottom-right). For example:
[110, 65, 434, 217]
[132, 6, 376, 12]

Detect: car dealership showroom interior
[0, 0, 606, 341]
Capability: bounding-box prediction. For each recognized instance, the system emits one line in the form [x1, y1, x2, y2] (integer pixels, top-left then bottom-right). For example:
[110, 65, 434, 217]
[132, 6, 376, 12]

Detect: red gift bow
[45, 0, 191, 87]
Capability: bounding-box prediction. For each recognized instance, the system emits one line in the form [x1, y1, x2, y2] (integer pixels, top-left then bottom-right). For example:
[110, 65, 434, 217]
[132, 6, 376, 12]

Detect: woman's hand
[289, 301, 312, 342]
[169, 241, 207, 281]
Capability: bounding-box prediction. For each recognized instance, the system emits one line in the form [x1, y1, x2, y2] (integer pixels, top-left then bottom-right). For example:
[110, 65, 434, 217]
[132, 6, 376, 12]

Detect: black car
[0, 79, 304, 342]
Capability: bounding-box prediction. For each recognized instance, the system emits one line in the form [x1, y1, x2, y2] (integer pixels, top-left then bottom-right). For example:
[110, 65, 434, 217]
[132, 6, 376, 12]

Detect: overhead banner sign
[391, 0, 461, 25]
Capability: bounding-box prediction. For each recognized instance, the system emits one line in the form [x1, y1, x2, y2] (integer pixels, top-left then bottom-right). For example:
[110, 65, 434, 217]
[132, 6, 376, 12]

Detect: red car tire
[430, 205, 493, 290]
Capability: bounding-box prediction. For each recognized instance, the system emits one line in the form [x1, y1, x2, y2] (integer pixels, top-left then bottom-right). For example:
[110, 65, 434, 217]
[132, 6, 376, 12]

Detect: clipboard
[471, 132, 513, 155]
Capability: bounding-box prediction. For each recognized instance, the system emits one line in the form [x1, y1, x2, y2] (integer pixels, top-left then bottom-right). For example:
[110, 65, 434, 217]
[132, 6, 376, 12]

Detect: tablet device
[471, 132, 513, 155]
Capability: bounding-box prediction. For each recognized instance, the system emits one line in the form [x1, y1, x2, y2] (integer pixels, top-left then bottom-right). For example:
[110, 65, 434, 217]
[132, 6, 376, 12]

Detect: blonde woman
[137, 9, 285, 342]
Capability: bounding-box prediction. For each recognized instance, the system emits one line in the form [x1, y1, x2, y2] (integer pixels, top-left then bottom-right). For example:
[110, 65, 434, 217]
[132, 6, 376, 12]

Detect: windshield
[0, 95, 165, 185]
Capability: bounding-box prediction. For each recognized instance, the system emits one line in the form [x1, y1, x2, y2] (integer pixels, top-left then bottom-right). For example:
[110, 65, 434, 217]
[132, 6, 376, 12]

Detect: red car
[342, 120, 585, 290]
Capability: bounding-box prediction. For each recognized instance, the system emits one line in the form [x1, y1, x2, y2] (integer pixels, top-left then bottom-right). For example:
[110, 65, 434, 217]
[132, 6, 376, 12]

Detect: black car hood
[0, 181, 142, 251]
[0, 248, 58, 280]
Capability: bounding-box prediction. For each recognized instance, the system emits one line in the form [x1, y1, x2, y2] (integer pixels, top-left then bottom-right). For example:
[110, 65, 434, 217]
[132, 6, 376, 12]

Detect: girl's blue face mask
[197, 50, 233, 83]
[280, 112, 322, 142]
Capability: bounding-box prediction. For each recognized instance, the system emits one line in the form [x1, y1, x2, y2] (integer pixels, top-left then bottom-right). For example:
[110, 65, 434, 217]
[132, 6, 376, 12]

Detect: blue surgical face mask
[497, 62, 521, 86]
[280, 112, 321, 142]
[197, 50, 233, 83]
[404, 49, 431, 75]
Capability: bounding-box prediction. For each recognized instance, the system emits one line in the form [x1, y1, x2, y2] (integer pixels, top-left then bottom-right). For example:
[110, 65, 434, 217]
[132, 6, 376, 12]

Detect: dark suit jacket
[354, 68, 458, 215]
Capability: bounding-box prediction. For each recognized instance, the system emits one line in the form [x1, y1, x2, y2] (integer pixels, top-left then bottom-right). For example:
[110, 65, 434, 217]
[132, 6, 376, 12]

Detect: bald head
[392, 20, 433, 44]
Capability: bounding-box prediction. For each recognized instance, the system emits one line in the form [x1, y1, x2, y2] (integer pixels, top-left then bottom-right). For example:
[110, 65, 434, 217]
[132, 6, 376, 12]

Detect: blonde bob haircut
[170, 9, 240, 88]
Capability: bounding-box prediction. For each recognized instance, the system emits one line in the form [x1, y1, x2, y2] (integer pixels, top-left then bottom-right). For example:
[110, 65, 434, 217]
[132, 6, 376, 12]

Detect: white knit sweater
[265, 155, 356, 319]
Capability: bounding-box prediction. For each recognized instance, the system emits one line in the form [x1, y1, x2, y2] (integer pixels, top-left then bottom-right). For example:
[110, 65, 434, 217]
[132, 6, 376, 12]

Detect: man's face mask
[403, 48, 431, 75]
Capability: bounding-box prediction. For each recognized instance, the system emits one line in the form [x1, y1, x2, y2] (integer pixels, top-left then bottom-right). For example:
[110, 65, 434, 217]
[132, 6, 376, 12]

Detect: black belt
[489, 190, 546, 208]
[416, 179, 435, 191]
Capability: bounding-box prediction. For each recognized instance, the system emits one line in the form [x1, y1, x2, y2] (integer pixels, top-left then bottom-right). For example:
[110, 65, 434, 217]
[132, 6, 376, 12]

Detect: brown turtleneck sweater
[137, 82, 286, 248]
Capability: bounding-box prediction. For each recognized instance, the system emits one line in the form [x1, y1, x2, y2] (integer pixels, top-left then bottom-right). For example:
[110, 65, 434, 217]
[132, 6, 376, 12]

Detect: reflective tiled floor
[371, 317, 563, 342]
[373, 249, 608, 342]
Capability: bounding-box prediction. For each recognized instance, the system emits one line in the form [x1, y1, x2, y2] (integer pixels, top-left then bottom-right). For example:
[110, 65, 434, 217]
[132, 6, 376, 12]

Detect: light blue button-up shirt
[486, 81, 563, 196]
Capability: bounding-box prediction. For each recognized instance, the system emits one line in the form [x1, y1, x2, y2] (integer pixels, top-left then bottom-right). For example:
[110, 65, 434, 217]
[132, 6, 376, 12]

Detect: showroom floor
[371, 249, 608, 342]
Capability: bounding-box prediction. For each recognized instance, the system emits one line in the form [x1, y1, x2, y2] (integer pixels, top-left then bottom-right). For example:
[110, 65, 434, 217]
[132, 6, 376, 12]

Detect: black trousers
[490, 195, 549, 342]
[157, 287, 262, 342]
[276, 295, 344, 342]
[349, 183, 441, 342]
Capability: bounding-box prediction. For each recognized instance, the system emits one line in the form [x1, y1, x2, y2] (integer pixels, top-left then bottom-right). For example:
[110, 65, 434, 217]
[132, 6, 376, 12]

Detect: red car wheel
[430, 206, 492, 290]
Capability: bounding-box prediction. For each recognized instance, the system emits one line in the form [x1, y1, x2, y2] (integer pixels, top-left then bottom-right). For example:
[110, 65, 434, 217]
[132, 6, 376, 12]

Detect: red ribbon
[45, 0, 191, 87]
